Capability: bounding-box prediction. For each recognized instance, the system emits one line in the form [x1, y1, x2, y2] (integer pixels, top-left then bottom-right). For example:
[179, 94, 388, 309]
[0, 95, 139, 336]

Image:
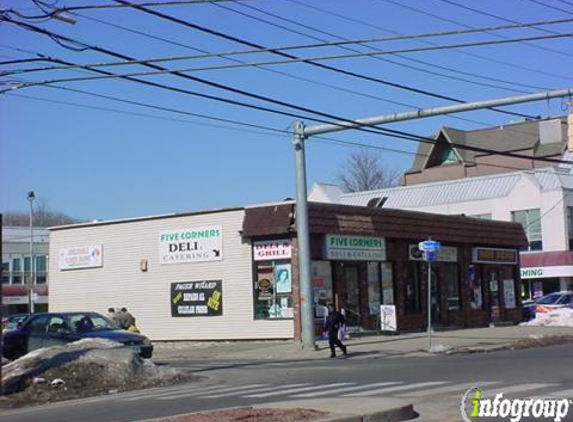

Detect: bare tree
[2, 200, 82, 227]
[335, 149, 402, 193]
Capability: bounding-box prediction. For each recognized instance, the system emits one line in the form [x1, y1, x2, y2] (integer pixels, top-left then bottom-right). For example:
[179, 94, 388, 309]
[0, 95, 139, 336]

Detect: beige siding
[48, 210, 293, 341]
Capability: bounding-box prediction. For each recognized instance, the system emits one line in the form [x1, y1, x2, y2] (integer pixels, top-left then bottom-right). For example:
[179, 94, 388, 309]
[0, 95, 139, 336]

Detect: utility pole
[292, 88, 573, 349]
[292, 121, 315, 350]
[27, 191, 36, 314]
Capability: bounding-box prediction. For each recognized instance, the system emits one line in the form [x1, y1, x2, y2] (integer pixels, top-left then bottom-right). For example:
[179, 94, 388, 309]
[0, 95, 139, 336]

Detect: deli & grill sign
[171, 280, 223, 317]
[325, 234, 386, 261]
[159, 226, 222, 264]
[253, 239, 291, 261]
[472, 247, 518, 265]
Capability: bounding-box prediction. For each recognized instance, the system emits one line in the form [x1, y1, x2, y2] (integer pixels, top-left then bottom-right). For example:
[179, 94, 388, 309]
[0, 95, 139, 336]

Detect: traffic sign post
[418, 239, 441, 351]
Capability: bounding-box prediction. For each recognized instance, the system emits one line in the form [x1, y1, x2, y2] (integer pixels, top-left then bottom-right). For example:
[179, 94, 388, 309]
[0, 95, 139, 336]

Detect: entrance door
[344, 265, 361, 327]
[430, 267, 441, 325]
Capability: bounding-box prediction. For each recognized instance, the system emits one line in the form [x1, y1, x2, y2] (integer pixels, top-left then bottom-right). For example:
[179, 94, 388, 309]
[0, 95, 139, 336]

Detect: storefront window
[405, 262, 421, 313]
[444, 263, 461, 311]
[1, 261, 9, 284]
[381, 263, 394, 305]
[253, 260, 293, 320]
[312, 261, 333, 319]
[467, 265, 483, 310]
[568, 207, 573, 250]
[367, 262, 381, 316]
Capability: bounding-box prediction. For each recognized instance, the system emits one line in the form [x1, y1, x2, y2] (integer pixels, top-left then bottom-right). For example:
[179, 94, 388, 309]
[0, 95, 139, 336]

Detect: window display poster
[380, 305, 397, 331]
[275, 264, 292, 293]
[171, 280, 222, 317]
[467, 265, 482, 310]
[503, 279, 516, 309]
[533, 282, 544, 299]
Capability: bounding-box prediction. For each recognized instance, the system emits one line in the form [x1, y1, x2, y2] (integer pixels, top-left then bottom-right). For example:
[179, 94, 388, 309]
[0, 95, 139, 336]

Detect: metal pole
[427, 261, 432, 351]
[304, 88, 573, 137]
[293, 121, 315, 350]
[28, 191, 35, 314]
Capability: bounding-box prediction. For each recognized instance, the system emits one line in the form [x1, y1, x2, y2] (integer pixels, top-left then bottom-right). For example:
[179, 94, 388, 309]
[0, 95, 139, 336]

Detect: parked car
[2, 311, 153, 360]
[1, 313, 30, 333]
[534, 291, 573, 315]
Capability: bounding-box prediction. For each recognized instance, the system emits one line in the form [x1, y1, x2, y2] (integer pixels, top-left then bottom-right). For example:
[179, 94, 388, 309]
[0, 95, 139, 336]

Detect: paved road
[3, 344, 572, 422]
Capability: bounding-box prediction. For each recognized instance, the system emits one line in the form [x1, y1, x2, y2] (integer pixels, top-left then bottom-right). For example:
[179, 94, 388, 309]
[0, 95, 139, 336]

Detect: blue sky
[1, 0, 572, 221]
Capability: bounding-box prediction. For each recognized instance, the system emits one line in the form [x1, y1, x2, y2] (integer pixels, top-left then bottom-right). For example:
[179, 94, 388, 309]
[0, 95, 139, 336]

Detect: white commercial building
[310, 117, 573, 300]
[48, 207, 293, 341]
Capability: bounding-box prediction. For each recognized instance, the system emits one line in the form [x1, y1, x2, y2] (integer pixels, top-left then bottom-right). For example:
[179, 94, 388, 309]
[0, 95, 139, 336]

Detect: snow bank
[428, 344, 452, 354]
[521, 307, 573, 327]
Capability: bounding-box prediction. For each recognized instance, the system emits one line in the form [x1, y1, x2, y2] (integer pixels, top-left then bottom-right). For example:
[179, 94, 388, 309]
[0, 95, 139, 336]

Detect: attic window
[366, 197, 388, 208]
[439, 147, 458, 165]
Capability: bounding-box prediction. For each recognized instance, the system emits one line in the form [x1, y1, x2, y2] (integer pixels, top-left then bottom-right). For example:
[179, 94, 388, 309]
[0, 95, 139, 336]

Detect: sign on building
[324, 234, 386, 261]
[472, 247, 518, 265]
[253, 239, 292, 261]
[59, 245, 103, 270]
[171, 280, 223, 317]
[380, 305, 397, 332]
[159, 226, 223, 264]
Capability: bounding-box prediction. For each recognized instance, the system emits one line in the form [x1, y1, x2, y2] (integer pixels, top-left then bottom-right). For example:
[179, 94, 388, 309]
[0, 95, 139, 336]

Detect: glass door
[344, 265, 361, 327]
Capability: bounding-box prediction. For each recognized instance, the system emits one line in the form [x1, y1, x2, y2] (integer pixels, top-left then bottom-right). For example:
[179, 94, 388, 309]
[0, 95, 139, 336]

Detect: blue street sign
[424, 250, 437, 262]
[419, 240, 441, 252]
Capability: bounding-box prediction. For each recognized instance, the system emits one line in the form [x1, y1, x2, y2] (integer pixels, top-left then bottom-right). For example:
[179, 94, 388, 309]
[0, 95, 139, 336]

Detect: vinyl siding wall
[48, 210, 293, 341]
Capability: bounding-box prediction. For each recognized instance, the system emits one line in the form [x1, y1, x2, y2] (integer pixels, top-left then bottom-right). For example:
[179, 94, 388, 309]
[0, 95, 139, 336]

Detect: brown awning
[2, 285, 49, 297]
[244, 202, 527, 247]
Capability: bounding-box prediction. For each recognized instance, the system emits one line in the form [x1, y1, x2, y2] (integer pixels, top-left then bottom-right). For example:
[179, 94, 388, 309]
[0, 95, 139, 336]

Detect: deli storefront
[243, 202, 527, 338]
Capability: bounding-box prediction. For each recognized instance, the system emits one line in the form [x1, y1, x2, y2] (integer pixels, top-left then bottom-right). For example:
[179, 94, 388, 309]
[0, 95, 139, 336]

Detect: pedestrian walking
[323, 303, 347, 358]
[119, 307, 139, 332]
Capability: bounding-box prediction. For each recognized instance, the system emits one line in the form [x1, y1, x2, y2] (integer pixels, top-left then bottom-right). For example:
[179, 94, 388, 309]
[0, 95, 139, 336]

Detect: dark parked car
[2, 312, 153, 360]
[1, 313, 30, 333]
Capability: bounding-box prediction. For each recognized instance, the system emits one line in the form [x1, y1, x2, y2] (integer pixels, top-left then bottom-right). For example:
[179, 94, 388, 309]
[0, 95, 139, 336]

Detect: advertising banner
[170, 280, 223, 317]
[253, 239, 291, 261]
[503, 279, 516, 309]
[325, 234, 386, 261]
[274, 264, 292, 293]
[380, 305, 397, 331]
[472, 247, 518, 265]
[59, 245, 103, 270]
[159, 226, 222, 264]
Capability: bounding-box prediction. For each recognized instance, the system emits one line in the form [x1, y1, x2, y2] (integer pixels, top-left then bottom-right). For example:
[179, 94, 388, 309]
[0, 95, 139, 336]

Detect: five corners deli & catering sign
[159, 226, 223, 264]
[171, 280, 223, 317]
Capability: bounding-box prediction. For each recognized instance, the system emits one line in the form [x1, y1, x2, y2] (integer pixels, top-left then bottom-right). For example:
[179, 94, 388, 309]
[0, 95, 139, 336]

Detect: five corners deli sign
[59, 245, 103, 270]
[253, 239, 292, 261]
[324, 234, 386, 261]
[159, 226, 223, 264]
[171, 280, 223, 317]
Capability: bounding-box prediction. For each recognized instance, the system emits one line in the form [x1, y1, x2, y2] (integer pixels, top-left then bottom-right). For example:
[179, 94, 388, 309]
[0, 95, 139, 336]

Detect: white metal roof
[337, 168, 569, 208]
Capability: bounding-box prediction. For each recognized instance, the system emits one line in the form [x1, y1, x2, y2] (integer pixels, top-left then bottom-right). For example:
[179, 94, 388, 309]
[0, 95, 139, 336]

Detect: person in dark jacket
[323, 304, 347, 358]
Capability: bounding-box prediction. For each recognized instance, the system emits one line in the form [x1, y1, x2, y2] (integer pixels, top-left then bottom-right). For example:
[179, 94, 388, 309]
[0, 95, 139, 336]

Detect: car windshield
[536, 293, 563, 305]
[68, 313, 121, 333]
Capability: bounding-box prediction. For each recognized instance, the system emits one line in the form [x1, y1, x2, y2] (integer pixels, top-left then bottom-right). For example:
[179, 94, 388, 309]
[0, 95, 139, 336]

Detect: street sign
[418, 240, 441, 252]
[425, 250, 437, 262]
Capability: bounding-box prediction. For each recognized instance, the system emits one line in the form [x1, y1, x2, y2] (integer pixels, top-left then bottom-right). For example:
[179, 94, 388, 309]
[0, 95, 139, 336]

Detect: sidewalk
[152, 325, 573, 362]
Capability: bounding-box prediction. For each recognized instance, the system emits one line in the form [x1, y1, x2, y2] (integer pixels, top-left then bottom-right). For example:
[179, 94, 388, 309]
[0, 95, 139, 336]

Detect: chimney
[569, 112, 573, 152]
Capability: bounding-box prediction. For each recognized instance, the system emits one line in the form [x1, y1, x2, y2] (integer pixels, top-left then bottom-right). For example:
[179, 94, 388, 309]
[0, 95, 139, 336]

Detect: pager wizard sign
[171, 280, 223, 317]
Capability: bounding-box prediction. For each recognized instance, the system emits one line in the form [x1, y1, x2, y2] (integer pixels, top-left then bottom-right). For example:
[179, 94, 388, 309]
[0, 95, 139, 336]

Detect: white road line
[542, 389, 573, 398]
[481, 383, 558, 398]
[245, 383, 353, 398]
[397, 381, 498, 398]
[199, 383, 311, 398]
[121, 384, 229, 401]
[342, 381, 448, 397]
[157, 384, 269, 400]
[292, 382, 402, 398]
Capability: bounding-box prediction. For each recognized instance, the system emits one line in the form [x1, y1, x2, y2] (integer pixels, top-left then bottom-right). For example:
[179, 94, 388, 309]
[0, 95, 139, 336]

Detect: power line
[6, 17, 571, 76]
[378, 0, 573, 82]
[525, 0, 573, 14]
[283, 0, 552, 92]
[110, 0, 538, 120]
[4, 19, 572, 166]
[7, 31, 573, 90]
[435, 0, 573, 59]
[217, 0, 537, 94]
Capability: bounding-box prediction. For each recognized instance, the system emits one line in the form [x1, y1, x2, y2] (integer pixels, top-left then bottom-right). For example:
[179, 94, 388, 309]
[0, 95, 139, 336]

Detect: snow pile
[521, 307, 573, 327]
[1, 338, 185, 400]
[428, 344, 452, 354]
